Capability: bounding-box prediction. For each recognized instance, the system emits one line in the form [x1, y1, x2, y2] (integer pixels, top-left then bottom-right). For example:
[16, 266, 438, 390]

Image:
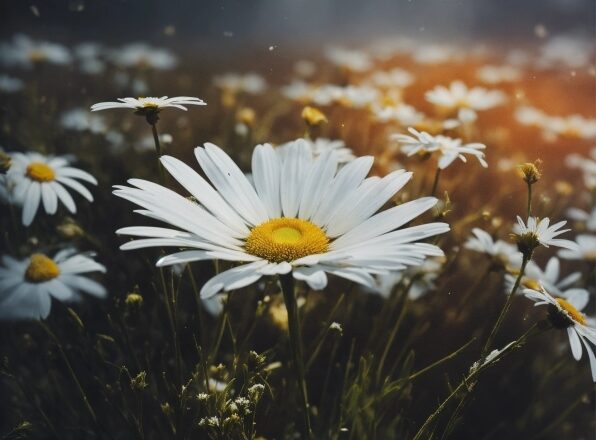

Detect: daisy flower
[277, 138, 355, 164]
[558, 235, 596, 262]
[524, 286, 596, 381]
[363, 68, 414, 89]
[113, 141, 449, 298]
[109, 42, 177, 70]
[213, 72, 267, 95]
[0, 249, 106, 320]
[373, 257, 444, 300]
[393, 127, 488, 169]
[0, 34, 71, 68]
[513, 216, 579, 254]
[566, 150, 596, 190]
[476, 65, 522, 84]
[372, 103, 425, 126]
[90, 96, 206, 114]
[425, 80, 506, 116]
[325, 47, 372, 72]
[506, 256, 586, 298]
[567, 207, 596, 232]
[5, 152, 98, 226]
[464, 228, 519, 268]
[0, 74, 24, 93]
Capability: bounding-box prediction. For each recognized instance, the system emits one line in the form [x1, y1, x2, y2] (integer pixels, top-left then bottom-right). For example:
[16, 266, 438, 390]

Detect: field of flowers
[0, 32, 594, 439]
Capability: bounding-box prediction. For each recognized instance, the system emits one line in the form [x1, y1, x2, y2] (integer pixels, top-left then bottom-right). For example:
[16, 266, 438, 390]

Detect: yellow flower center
[556, 298, 587, 326]
[301, 106, 328, 126]
[28, 49, 47, 63]
[26, 162, 55, 182]
[139, 99, 160, 109]
[25, 254, 60, 283]
[245, 218, 329, 263]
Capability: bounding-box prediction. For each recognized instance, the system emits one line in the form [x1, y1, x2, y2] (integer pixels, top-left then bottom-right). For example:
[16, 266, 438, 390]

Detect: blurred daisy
[538, 35, 592, 68]
[363, 68, 414, 89]
[566, 150, 596, 190]
[558, 235, 596, 262]
[61, 108, 107, 134]
[464, 228, 519, 268]
[90, 96, 206, 114]
[476, 65, 522, 84]
[0, 74, 24, 93]
[524, 286, 596, 382]
[373, 103, 425, 126]
[374, 257, 444, 300]
[281, 80, 315, 103]
[277, 138, 355, 164]
[109, 42, 177, 70]
[567, 207, 596, 232]
[0, 34, 71, 68]
[547, 114, 596, 140]
[0, 249, 106, 320]
[114, 141, 449, 298]
[393, 127, 487, 169]
[326, 47, 372, 72]
[6, 152, 98, 226]
[412, 44, 457, 64]
[514, 216, 578, 254]
[425, 81, 506, 119]
[213, 72, 267, 95]
[74, 42, 106, 75]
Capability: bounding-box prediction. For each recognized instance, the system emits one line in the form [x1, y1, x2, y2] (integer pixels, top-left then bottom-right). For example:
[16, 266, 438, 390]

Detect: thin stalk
[150, 122, 166, 185]
[431, 167, 442, 197]
[279, 273, 313, 440]
[481, 254, 529, 358]
[526, 182, 532, 218]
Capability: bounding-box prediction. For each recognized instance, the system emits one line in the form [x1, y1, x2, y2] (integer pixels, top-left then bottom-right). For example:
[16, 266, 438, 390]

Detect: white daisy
[566, 150, 596, 190]
[393, 127, 488, 169]
[373, 257, 444, 300]
[567, 207, 596, 232]
[0, 249, 106, 320]
[61, 108, 107, 134]
[0, 74, 24, 93]
[506, 256, 586, 297]
[90, 96, 206, 113]
[213, 72, 267, 95]
[74, 42, 106, 75]
[277, 138, 355, 164]
[363, 68, 414, 89]
[513, 216, 579, 253]
[5, 152, 98, 226]
[109, 42, 177, 70]
[524, 286, 596, 381]
[0, 34, 71, 68]
[372, 103, 425, 126]
[464, 228, 519, 267]
[558, 235, 596, 262]
[476, 65, 522, 84]
[325, 47, 372, 72]
[113, 141, 449, 298]
[425, 80, 506, 116]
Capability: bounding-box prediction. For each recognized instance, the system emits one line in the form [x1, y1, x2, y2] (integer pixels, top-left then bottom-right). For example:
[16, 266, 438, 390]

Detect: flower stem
[526, 182, 532, 218]
[431, 167, 442, 197]
[481, 254, 529, 359]
[279, 273, 313, 440]
[149, 122, 166, 185]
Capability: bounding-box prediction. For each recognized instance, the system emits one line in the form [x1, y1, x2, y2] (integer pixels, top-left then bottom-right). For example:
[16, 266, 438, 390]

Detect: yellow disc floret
[556, 297, 587, 326]
[25, 254, 60, 283]
[245, 218, 329, 263]
[26, 162, 55, 182]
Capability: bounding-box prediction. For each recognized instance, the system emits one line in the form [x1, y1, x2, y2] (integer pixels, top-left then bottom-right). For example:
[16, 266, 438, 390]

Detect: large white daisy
[90, 96, 206, 113]
[5, 152, 98, 226]
[524, 286, 596, 382]
[0, 249, 106, 320]
[114, 141, 449, 298]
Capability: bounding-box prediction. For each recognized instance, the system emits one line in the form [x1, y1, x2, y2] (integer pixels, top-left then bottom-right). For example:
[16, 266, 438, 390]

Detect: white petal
[293, 266, 328, 290]
[22, 181, 41, 226]
[251, 144, 282, 218]
[40, 183, 58, 214]
[200, 261, 267, 298]
[568, 327, 583, 361]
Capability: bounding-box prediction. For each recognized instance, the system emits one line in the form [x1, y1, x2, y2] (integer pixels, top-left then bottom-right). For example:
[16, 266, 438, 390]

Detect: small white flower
[372, 103, 425, 126]
[514, 216, 579, 251]
[326, 47, 372, 72]
[277, 138, 355, 164]
[538, 35, 592, 68]
[109, 43, 177, 70]
[5, 152, 98, 226]
[213, 72, 267, 94]
[0, 249, 106, 320]
[566, 150, 596, 190]
[0, 34, 71, 68]
[373, 257, 444, 300]
[464, 228, 519, 266]
[558, 235, 596, 262]
[425, 80, 506, 113]
[90, 96, 206, 113]
[74, 42, 106, 75]
[476, 65, 522, 84]
[280, 80, 315, 102]
[364, 68, 414, 89]
[0, 74, 24, 93]
[567, 207, 596, 232]
[393, 127, 488, 169]
[524, 286, 596, 382]
[61, 108, 107, 134]
[412, 44, 457, 64]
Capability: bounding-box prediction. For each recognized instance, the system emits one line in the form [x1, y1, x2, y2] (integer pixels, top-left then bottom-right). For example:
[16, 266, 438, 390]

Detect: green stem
[526, 182, 532, 218]
[481, 254, 529, 358]
[279, 274, 313, 440]
[150, 122, 166, 185]
[431, 167, 442, 197]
